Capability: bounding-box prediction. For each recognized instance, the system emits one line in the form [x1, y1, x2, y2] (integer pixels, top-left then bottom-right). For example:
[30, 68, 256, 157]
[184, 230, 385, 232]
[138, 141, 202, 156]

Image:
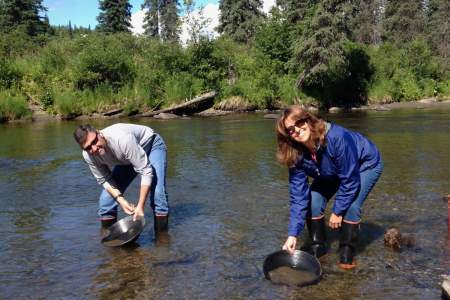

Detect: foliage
[142, 0, 159, 38]
[218, 0, 265, 43]
[290, 0, 372, 108]
[0, 59, 22, 89]
[0, 0, 50, 36]
[72, 35, 136, 91]
[382, 0, 426, 45]
[1, 1, 450, 122]
[97, 0, 132, 33]
[0, 90, 30, 121]
[159, 0, 180, 42]
[253, 17, 292, 72]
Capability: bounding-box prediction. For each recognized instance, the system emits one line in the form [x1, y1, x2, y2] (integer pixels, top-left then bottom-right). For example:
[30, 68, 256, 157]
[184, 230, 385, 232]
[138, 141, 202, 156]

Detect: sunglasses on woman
[286, 117, 308, 136]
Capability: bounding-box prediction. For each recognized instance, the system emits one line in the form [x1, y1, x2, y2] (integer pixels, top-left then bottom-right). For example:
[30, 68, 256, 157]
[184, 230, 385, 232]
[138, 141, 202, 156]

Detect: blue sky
[43, 0, 219, 28]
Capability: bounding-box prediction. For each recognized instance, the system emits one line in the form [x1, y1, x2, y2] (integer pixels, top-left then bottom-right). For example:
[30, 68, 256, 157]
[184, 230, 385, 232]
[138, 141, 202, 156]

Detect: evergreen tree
[96, 0, 132, 33]
[349, 0, 384, 44]
[275, 0, 316, 25]
[427, 0, 449, 63]
[159, 0, 179, 42]
[142, 0, 179, 42]
[142, 0, 159, 38]
[0, 0, 50, 36]
[291, 0, 372, 107]
[218, 0, 264, 43]
[382, 0, 426, 44]
[68, 20, 73, 38]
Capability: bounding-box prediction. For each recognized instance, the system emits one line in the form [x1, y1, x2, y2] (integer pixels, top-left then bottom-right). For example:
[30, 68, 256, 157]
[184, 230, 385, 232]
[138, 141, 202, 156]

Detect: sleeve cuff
[140, 175, 152, 186]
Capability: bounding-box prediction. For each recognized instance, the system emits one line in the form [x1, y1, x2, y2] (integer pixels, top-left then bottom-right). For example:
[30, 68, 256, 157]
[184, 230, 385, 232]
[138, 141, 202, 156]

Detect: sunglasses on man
[83, 132, 99, 152]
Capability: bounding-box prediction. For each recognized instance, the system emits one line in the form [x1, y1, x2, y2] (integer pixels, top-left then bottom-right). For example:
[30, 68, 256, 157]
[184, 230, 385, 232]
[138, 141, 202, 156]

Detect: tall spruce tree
[142, 0, 159, 38]
[291, 0, 372, 107]
[382, 0, 426, 44]
[0, 0, 50, 35]
[96, 0, 132, 33]
[427, 0, 449, 63]
[142, 0, 179, 42]
[159, 0, 179, 42]
[218, 0, 264, 43]
[275, 0, 316, 25]
[350, 0, 384, 44]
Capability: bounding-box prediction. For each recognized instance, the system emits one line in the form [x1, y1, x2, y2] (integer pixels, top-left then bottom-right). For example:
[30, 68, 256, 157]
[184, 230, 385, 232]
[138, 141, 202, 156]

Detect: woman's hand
[282, 236, 297, 254]
[117, 197, 135, 215]
[133, 205, 144, 221]
[329, 213, 343, 229]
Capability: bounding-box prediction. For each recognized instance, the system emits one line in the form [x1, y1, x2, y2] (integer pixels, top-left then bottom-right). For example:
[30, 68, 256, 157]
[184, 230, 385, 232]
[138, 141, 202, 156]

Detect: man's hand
[117, 197, 135, 215]
[329, 213, 343, 229]
[282, 236, 297, 254]
[133, 205, 144, 221]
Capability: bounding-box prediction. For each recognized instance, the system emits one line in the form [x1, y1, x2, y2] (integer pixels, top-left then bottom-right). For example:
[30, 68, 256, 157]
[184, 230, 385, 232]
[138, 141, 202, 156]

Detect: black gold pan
[263, 250, 322, 286]
[101, 215, 146, 247]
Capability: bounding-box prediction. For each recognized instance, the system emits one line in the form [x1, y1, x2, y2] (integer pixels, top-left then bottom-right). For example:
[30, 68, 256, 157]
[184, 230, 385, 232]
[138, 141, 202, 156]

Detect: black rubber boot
[154, 214, 169, 234]
[100, 217, 117, 229]
[306, 217, 328, 259]
[154, 214, 170, 244]
[100, 216, 117, 238]
[339, 222, 359, 269]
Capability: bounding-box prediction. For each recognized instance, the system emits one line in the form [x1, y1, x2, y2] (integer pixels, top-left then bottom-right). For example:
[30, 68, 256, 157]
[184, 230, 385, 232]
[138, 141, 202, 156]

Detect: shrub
[0, 59, 22, 89]
[53, 90, 82, 119]
[163, 72, 204, 104]
[0, 91, 30, 121]
[390, 70, 421, 101]
[73, 43, 135, 91]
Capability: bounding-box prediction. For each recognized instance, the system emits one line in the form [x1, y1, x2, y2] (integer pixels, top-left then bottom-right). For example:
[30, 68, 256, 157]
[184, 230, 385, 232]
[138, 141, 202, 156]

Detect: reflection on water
[0, 109, 449, 299]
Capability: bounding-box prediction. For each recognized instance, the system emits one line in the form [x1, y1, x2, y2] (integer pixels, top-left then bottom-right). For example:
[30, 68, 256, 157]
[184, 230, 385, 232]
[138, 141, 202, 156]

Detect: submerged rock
[328, 107, 341, 113]
[263, 113, 280, 119]
[384, 227, 415, 250]
[154, 113, 180, 119]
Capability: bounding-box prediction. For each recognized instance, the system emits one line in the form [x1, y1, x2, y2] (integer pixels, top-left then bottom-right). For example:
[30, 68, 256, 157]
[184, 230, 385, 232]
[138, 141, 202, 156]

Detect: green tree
[96, 0, 132, 33]
[382, 0, 426, 45]
[218, 0, 264, 43]
[159, 0, 180, 42]
[142, 0, 159, 38]
[349, 0, 384, 45]
[0, 0, 50, 36]
[183, 0, 211, 44]
[275, 0, 316, 25]
[427, 0, 449, 67]
[291, 0, 372, 107]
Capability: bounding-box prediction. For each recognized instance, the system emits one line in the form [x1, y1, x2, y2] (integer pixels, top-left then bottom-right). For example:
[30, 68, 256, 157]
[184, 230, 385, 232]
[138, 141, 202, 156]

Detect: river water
[0, 108, 449, 299]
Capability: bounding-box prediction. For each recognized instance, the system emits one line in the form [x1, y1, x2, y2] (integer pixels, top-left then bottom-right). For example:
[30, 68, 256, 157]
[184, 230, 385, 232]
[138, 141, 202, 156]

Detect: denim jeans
[309, 160, 384, 222]
[98, 134, 169, 219]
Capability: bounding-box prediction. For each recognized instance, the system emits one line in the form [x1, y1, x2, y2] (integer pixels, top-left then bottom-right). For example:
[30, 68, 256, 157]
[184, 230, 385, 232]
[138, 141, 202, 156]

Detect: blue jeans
[98, 134, 169, 219]
[310, 160, 383, 222]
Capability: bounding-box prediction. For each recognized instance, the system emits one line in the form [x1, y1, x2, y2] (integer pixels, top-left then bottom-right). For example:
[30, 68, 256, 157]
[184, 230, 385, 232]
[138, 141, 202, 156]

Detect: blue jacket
[288, 123, 381, 236]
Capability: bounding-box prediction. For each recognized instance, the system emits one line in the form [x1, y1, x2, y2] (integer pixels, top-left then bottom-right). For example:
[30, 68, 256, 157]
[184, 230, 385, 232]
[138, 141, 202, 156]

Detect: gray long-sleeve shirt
[82, 123, 155, 188]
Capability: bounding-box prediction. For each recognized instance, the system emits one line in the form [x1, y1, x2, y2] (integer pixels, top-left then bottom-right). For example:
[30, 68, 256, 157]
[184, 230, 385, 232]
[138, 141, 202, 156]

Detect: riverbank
[4, 96, 450, 124]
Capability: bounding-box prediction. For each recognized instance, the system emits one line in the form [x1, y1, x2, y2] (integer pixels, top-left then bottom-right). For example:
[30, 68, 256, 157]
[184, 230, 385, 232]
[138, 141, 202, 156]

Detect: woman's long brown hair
[276, 105, 327, 167]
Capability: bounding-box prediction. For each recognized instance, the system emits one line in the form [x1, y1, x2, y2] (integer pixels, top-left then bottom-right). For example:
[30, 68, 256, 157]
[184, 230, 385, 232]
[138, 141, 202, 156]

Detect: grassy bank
[0, 33, 449, 122]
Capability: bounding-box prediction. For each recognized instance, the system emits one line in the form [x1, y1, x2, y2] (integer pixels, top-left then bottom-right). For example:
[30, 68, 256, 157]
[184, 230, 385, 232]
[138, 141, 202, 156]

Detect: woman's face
[284, 114, 311, 144]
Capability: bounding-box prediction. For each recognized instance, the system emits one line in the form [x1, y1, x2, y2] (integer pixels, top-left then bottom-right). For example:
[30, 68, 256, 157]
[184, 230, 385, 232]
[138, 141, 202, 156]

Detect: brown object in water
[384, 227, 415, 250]
[384, 228, 402, 250]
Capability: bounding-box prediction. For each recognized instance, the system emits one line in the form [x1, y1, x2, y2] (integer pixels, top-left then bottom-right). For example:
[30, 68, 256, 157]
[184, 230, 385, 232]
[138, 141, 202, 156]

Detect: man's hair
[73, 124, 97, 145]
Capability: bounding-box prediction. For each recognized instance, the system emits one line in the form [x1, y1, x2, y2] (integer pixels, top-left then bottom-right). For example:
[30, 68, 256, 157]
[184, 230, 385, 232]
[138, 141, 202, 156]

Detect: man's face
[82, 131, 106, 155]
